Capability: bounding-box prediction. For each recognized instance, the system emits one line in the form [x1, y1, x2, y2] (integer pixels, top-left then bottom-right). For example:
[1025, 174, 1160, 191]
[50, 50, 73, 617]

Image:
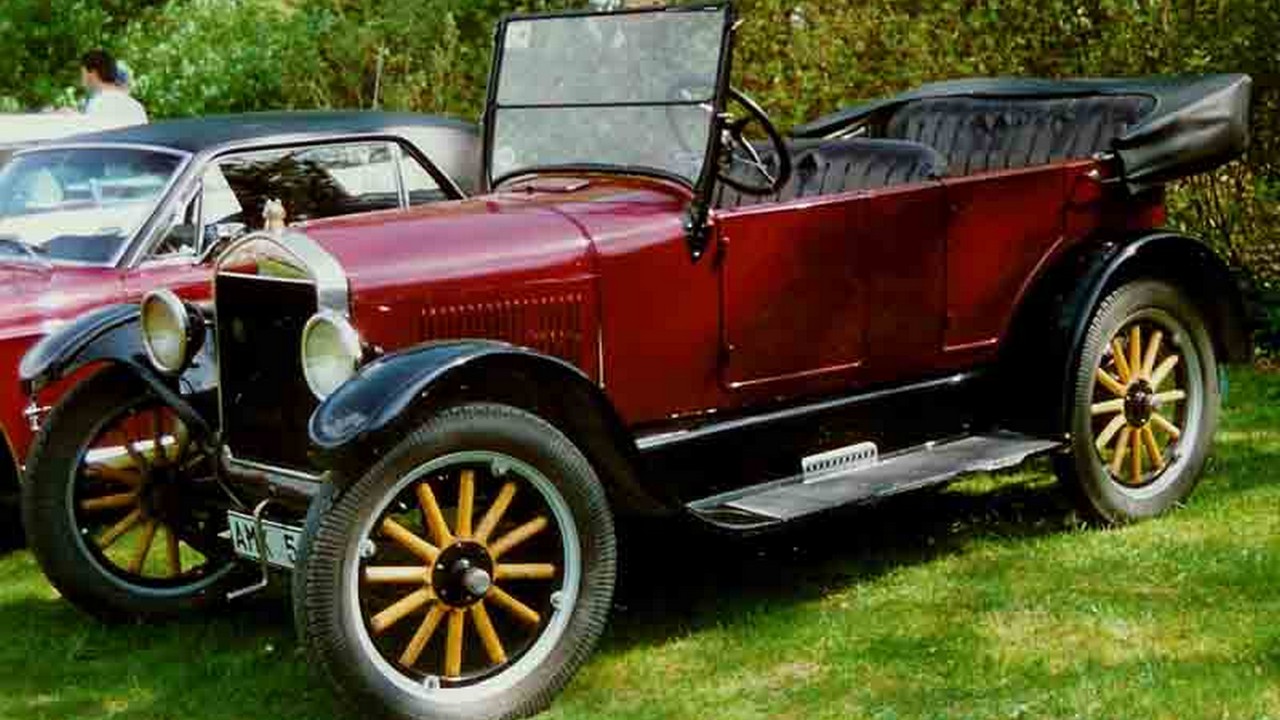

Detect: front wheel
[22, 369, 239, 620]
[295, 403, 616, 720]
[1056, 280, 1220, 524]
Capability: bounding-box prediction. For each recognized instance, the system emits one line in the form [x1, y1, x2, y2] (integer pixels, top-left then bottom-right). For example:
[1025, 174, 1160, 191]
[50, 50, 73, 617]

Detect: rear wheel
[296, 403, 616, 720]
[1056, 280, 1219, 523]
[22, 370, 238, 620]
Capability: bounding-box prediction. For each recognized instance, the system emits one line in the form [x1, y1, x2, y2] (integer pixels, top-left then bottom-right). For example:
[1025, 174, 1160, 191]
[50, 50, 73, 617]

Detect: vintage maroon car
[0, 112, 479, 527]
[17, 4, 1253, 719]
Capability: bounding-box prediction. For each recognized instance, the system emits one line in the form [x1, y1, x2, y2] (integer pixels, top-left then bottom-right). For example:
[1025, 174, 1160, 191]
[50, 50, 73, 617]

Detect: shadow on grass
[606, 467, 1080, 653]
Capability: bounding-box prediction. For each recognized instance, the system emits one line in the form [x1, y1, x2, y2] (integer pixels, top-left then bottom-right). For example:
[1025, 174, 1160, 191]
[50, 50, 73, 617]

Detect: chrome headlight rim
[140, 289, 193, 375]
[301, 311, 363, 401]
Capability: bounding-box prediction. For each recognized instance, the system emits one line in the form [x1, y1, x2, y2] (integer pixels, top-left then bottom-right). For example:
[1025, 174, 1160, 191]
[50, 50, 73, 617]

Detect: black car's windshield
[0, 146, 184, 265]
[489, 5, 730, 188]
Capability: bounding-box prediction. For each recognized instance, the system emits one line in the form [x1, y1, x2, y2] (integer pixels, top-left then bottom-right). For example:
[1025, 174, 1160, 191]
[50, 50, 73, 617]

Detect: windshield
[489, 5, 731, 187]
[0, 146, 184, 265]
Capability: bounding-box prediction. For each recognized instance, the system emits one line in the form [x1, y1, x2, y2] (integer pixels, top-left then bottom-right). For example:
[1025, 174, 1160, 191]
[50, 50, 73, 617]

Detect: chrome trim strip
[636, 372, 980, 452]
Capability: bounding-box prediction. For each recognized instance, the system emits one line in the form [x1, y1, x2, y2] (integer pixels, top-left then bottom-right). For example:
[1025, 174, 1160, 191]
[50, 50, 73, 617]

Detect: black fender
[310, 340, 671, 516]
[19, 303, 218, 437]
[1001, 230, 1252, 436]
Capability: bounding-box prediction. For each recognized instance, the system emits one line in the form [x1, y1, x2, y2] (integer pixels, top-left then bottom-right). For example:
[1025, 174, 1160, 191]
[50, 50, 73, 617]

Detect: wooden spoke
[98, 507, 144, 549]
[1111, 338, 1133, 382]
[364, 566, 431, 584]
[487, 585, 541, 626]
[416, 483, 454, 547]
[370, 587, 434, 635]
[128, 520, 159, 574]
[495, 563, 557, 581]
[79, 492, 138, 513]
[471, 601, 508, 665]
[399, 604, 447, 668]
[1154, 389, 1187, 404]
[1141, 426, 1165, 470]
[1110, 427, 1132, 476]
[165, 525, 182, 577]
[379, 518, 440, 564]
[1128, 326, 1142, 384]
[474, 482, 517, 545]
[1151, 355, 1180, 389]
[1142, 330, 1164, 380]
[1129, 428, 1143, 486]
[457, 470, 475, 538]
[1095, 368, 1127, 397]
[488, 516, 548, 560]
[83, 464, 142, 487]
[1095, 414, 1128, 452]
[1150, 412, 1182, 439]
[1091, 398, 1126, 416]
[444, 609, 465, 678]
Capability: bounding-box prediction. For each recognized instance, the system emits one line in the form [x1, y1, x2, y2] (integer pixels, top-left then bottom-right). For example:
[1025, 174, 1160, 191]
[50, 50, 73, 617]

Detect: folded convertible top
[792, 74, 1252, 192]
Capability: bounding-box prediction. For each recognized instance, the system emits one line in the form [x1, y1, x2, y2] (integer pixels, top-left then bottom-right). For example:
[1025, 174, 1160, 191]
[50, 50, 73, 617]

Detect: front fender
[19, 304, 145, 395]
[18, 303, 219, 437]
[311, 340, 598, 454]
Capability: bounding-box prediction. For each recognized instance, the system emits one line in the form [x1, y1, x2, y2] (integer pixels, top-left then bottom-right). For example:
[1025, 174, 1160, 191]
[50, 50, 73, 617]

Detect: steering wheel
[715, 88, 792, 196]
[665, 82, 792, 197]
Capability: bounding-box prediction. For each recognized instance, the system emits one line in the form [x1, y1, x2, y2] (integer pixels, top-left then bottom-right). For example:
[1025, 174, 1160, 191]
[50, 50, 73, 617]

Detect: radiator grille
[215, 272, 318, 471]
[424, 294, 586, 363]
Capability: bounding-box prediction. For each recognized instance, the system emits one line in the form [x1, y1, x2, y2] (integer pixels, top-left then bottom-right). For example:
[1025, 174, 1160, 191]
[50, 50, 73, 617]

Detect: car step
[686, 432, 1063, 529]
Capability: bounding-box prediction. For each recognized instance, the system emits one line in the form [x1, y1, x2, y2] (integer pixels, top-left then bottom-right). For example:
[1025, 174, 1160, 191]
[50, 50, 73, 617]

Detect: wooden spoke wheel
[296, 404, 615, 720]
[1058, 280, 1218, 524]
[357, 456, 573, 688]
[22, 370, 238, 620]
[1089, 318, 1190, 489]
[72, 401, 225, 588]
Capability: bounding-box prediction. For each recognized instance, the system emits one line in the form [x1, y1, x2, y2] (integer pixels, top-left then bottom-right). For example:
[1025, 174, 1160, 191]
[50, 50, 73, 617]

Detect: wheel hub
[1124, 379, 1155, 427]
[432, 541, 495, 608]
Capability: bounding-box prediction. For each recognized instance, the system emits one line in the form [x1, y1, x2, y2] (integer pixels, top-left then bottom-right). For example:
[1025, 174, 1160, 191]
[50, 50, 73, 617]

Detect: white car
[0, 113, 100, 165]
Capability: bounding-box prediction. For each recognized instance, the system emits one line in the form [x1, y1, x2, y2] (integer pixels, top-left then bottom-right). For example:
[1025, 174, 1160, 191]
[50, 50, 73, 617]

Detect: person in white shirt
[80, 49, 148, 131]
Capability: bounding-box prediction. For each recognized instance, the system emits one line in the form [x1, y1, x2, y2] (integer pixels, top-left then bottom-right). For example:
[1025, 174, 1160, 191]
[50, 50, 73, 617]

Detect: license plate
[227, 511, 302, 570]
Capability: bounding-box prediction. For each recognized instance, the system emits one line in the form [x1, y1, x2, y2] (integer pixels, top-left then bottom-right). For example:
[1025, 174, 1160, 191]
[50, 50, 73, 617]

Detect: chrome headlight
[301, 312, 362, 400]
[141, 289, 196, 374]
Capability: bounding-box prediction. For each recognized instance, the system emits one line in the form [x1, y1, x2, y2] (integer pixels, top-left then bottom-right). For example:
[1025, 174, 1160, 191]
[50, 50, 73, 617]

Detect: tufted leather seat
[883, 95, 1154, 175]
[715, 138, 948, 209]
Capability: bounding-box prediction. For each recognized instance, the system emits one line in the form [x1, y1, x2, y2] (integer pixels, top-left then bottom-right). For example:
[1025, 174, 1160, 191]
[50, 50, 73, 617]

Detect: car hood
[298, 175, 692, 296]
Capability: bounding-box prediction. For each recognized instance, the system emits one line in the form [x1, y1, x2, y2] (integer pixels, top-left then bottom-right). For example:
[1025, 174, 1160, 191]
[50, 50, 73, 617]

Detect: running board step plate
[687, 432, 1062, 526]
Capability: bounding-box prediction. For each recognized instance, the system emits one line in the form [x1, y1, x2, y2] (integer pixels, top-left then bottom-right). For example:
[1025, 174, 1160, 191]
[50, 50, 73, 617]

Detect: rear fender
[310, 340, 671, 517]
[1001, 230, 1251, 435]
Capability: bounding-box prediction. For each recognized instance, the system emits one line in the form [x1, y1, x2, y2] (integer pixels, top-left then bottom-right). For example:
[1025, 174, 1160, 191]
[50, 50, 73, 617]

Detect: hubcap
[1090, 318, 1193, 488]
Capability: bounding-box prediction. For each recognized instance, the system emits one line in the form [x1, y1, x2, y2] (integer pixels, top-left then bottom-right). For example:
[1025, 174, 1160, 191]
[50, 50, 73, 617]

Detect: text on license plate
[227, 511, 302, 570]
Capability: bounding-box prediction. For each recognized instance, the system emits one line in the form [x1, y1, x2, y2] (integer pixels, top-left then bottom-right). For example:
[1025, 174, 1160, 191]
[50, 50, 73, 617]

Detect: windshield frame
[3, 142, 194, 268]
[482, 2, 736, 195]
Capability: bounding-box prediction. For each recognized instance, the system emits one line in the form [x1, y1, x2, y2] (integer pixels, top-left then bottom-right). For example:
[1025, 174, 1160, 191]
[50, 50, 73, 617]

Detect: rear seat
[883, 95, 1154, 175]
[715, 138, 948, 209]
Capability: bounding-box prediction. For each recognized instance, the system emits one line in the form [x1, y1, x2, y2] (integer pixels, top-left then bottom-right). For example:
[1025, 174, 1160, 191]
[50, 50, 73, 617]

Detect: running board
[686, 432, 1063, 529]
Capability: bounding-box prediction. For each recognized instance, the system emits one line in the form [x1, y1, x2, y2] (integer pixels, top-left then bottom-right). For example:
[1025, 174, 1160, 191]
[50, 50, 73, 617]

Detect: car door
[714, 182, 949, 398]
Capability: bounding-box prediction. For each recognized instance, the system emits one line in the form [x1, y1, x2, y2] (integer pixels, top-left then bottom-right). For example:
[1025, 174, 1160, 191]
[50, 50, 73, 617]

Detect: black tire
[22, 369, 239, 621]
[1055, 279, 1220, 524]
[296, 403, 616, 720]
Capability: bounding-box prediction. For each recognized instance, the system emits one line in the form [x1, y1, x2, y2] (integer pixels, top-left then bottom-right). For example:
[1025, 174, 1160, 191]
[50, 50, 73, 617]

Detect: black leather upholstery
[715, 138, 948, 209]
[883, 95, 1154, 175]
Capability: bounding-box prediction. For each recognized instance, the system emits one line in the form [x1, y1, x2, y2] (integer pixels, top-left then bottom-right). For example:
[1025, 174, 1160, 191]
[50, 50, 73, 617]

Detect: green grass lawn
[2, 369, 1277, 720]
